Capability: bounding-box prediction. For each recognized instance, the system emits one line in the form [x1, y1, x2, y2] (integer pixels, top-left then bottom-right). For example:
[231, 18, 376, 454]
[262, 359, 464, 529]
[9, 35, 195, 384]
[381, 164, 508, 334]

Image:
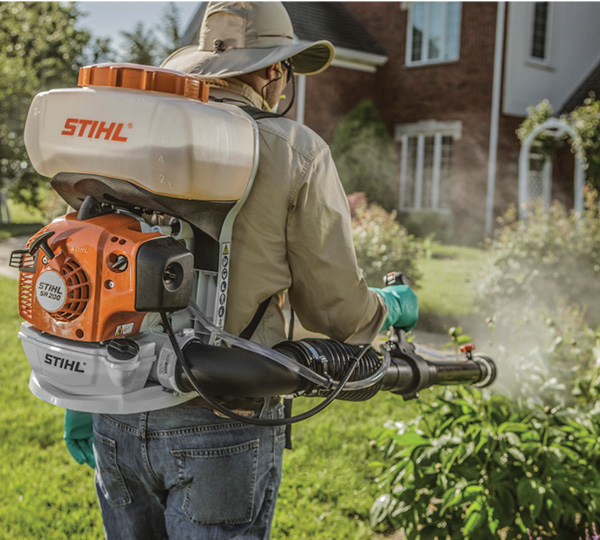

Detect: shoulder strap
[239, 296, 273, 340]
[235, 104, 280, 339]
[240, 105, 282, 121]
[234, 104, 283, 339]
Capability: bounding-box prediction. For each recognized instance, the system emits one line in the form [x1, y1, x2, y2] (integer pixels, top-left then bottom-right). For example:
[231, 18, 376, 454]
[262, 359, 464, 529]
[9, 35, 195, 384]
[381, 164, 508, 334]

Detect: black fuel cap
[107, 338, 140, 361]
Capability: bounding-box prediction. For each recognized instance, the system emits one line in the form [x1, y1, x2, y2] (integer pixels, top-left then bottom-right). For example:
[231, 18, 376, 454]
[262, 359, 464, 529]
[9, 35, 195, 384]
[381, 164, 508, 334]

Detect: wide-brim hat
[160, 2, 335, 78]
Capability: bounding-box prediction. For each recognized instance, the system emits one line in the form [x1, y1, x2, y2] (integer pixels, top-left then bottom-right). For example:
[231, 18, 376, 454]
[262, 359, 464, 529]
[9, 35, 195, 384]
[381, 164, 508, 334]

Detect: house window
[396, 121, 461, 212]
[530, 2, 551, 62]
[407, 2, 461, 66]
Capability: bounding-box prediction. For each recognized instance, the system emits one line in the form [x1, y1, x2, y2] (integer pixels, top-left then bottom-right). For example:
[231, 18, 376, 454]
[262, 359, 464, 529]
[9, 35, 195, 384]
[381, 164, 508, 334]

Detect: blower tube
[174, 338, 496, 401]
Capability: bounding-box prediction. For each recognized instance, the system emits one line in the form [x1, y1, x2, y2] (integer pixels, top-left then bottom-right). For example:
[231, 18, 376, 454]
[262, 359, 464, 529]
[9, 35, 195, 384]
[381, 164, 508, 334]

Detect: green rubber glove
[371, 284, 419, 333]
[64, 410, 95, 469]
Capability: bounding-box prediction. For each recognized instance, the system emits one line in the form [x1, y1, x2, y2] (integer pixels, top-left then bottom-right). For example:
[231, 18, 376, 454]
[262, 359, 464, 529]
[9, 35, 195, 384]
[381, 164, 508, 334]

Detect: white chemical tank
[24, 63, 257, 202]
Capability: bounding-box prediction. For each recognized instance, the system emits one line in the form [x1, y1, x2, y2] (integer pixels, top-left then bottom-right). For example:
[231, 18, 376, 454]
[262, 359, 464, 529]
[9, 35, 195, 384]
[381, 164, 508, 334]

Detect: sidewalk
[0, 236, 29, 280]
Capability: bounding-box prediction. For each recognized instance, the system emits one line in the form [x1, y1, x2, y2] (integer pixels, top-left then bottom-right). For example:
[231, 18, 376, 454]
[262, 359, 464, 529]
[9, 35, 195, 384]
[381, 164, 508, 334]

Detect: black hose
[274, 340, 384, 401]
[161, 313, 371, 426]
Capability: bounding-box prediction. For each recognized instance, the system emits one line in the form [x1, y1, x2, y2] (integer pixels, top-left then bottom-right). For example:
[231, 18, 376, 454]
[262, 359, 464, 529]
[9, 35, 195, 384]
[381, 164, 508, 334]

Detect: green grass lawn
[414, 243, 489, 334]
[0, 277, 101, 540]
[0, 274, 419, 539]
[0, 199, 47, 240]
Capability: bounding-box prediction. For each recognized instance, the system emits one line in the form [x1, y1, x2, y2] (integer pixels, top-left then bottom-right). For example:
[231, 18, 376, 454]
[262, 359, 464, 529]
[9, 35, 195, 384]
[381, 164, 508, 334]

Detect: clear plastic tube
[342, 346, 391, 391]
[188, 301, 330, 388]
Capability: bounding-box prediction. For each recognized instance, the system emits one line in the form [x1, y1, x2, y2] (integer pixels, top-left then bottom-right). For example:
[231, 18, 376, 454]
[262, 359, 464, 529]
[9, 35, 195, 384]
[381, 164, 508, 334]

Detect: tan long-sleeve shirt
[211, 79, 387, 346]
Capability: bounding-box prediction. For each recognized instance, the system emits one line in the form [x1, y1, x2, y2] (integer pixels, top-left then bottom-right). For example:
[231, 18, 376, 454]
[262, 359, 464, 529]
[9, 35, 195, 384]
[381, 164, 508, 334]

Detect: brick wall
[303, 66, 374, 142]
[288, 2, 526, 237]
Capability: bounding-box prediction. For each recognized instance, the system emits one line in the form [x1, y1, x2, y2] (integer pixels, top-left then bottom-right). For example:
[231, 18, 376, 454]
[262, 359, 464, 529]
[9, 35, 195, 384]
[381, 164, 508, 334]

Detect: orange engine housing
[18, 212, 164, 342]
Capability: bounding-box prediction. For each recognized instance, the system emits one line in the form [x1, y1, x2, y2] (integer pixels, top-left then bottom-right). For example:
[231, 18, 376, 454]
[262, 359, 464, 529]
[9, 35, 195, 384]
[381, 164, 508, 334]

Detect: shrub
[479, 188, 600, 328]
[331, 100, 398, 211]
[398, 211, 454, 244]
[352, 203, 422, 288]
[370, 386, 600, 539]
[369, 189, 600, 539]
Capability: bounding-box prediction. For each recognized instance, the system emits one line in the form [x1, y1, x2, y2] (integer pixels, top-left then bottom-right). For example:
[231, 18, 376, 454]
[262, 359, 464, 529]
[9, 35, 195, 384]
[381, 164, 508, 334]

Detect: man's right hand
[370, 285, 419, 333]
[64, 409, 95, 468]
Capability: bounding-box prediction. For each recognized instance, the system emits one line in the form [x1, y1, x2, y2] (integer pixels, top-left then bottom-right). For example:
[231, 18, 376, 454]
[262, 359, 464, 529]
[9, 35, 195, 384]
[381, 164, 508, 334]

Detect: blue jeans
[92, 402, 285, 540]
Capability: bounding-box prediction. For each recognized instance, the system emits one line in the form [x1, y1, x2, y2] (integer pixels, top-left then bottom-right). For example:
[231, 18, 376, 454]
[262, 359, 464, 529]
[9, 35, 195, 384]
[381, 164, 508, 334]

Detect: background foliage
[331, 100, 398, 211]
[119, 3, 182, 65]
[351, 203, 422, 288]
[478, 188, 600, 328]
[0, 2, 90, 213]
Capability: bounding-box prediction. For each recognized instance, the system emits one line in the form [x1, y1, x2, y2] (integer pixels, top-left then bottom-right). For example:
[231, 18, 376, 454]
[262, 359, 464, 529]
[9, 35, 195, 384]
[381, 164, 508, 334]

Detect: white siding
[503, 2, 600, 116]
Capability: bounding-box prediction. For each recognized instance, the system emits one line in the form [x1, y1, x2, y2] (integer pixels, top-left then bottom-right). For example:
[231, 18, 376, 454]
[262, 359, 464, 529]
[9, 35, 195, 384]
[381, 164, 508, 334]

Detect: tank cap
[78, 63, 209, 102]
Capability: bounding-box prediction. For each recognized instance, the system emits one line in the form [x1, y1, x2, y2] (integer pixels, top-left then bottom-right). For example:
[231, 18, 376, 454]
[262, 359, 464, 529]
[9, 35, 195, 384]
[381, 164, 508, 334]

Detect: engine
[14, 211, 193, 343]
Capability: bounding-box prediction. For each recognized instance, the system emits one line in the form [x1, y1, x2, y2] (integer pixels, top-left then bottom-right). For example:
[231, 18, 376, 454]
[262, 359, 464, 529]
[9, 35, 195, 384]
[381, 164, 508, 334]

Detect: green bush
[369, 190, 600, 539]
[473, 188, 600, 412]
[399, 211, 453, 243]
[352, 203, 422, 288]
[478, 188, 600, 327]
[370, 387, 600, 539]
[331, 100, 398, 211]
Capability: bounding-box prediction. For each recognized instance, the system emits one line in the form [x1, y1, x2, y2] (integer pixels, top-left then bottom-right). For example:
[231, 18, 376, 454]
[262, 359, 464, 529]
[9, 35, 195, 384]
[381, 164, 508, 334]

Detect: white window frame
[406, 2, 462, 67]
[395, 121, 462, 213]
[528, 1, 553, 66]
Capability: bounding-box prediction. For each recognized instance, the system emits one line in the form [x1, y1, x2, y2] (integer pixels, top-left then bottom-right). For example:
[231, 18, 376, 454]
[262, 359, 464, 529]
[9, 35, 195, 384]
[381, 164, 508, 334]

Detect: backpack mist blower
[11, 64, 496, 425]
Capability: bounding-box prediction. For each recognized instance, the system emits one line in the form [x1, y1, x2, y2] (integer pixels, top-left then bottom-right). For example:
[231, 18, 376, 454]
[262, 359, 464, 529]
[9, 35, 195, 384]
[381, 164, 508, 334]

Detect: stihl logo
[61, 118, 130, 142]
[44, 353, 85, 373]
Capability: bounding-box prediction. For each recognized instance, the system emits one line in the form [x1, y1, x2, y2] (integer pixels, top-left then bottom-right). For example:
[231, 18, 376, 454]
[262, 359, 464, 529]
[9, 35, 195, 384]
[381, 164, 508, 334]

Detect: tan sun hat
[160, 2, 335, 78]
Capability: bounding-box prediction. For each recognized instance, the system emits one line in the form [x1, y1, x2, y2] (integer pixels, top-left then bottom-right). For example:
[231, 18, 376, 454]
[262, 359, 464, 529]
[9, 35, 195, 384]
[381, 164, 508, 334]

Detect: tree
[120, 21, 160, 65]
[86, 36, 117, 64]
[160, 2, 182, 59]
[0, 2, 91, 219]
[330, 100, 398, 211]
[120, 3, 182, 66]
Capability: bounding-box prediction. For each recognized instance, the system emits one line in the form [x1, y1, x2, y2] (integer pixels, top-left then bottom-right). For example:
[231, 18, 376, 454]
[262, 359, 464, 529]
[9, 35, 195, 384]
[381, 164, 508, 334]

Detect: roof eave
[296, 40, 388, 73]
[334, 46, 388, 67]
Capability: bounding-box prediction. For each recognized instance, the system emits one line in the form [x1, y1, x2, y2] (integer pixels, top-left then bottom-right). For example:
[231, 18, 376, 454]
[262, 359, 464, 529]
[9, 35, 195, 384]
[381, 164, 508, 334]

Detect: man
[65, 3, 418, 539]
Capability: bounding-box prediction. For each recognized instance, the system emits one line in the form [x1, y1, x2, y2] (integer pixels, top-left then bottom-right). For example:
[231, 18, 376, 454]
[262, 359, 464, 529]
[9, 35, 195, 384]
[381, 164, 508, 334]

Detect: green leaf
[517, 477, 531, 507]
[498, 422, 529, 434]
[370, 493, 392, 526]
[393, 432, 431, 447]
[487, 505, 499, 535]
[516, 515, 528, 534]
[491, 489, 514, 527]
[457, 335, 473, 345]
[463, 498, 485, 536]
[508, 447, 527, 463]
[529, 481, 544, 519]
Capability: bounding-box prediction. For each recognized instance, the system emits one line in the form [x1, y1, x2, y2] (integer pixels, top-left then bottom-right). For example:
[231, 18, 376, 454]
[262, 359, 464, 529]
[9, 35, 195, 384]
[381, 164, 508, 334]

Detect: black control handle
[28, 231, 56, 260]
[383, 271, 412, 288]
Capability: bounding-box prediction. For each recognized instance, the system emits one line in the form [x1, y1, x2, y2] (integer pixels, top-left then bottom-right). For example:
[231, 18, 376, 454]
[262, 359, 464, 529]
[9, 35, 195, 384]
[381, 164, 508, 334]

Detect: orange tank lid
[78, 63, 209, 102]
